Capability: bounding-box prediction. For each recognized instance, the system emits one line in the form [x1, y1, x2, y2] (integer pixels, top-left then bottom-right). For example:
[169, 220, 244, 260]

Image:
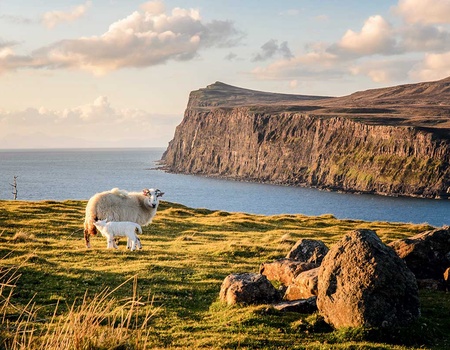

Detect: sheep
[84, 188, 164, 248]
[93, 219, 143, 251]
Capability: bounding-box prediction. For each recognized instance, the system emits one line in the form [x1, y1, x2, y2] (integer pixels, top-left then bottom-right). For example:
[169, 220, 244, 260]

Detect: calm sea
[0, 148, 449, 227]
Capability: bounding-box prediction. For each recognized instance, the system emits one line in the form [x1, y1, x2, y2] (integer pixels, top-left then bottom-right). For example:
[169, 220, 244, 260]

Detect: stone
[272, 297, 317, 314]
[284, 267, 319, 300]
[444, 267, 450, 291]
[389, 226, 450, 280]
[416, 279, 445, 291]
[219, 273, 280, 306]
[317, 229, 420, 329]
[286, 239, 329, 264]
[259, 259, 317, 285]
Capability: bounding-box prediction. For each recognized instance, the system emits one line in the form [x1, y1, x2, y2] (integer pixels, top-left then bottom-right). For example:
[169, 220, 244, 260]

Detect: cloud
[251, 2, 450, 86]
[410, 51, 450, 80]
[139, 0, 165, 15]
[399, 24, 450, 52]
[279, 9, 300, 16]
[289, 79, 298, 88]
[251, 50, 342, 81]
[0, 2, 242, 75]
[336, 15, 397, 56]
[0, 96, 182, 148]
[0, 14, 33, 25]
[42, 1, 92, 29]
[394, 0, 450, 24]
[224, 52, 238, 61]
[350, 59, 414, 83]
[252, 39, 293, 62]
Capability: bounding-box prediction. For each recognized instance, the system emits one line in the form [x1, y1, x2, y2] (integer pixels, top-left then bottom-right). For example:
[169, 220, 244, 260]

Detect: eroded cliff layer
[162, 81, 450, 198]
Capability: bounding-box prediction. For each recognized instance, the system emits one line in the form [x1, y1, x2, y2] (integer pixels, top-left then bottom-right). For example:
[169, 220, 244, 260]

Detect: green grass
[0, 199, 449, 349]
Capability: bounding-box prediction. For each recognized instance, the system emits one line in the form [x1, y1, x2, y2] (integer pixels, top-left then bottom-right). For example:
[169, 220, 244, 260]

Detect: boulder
[284, 267, 319, 300]
[317, 229, 420, 329]
[219, 273, 280, 305]
[272, 297, 317, 313]
[444, 267, 450, 291]
[389, 227, 450, 280]
[286, 239, 329, 264]
[259, 259, 317, 285]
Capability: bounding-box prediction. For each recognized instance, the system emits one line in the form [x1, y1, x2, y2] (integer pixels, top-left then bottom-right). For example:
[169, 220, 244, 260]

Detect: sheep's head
[142, 188, 164, 208]
[93, 219, 107, 228]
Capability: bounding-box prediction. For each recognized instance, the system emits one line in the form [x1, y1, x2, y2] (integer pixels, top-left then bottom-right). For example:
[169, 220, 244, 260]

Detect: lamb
[84, 188, 164, 248]
[93, 219, 142, 251]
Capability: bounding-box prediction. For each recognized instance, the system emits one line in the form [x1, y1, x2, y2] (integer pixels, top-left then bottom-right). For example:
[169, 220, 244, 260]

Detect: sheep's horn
[156, 189, 164, 197]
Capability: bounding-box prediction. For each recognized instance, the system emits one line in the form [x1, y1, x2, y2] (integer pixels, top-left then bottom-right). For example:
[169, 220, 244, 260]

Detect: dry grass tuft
[12, 231, 36, 243]
[2, 274, 158, 350]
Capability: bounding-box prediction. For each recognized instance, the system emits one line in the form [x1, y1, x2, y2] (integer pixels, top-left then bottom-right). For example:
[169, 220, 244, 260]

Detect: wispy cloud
[0, 14, 33, 25]
[42, 1, 92, 29]
[252, 39, 293, 62]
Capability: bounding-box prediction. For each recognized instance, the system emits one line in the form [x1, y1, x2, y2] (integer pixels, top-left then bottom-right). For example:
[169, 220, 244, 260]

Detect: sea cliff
[162, 80, 450, 199]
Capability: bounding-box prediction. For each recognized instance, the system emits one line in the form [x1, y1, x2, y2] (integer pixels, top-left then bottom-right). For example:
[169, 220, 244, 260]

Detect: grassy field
[0, 199, 449, 349]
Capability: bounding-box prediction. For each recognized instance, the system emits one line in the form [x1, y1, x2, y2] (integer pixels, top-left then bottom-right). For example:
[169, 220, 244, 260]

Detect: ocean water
[0, 147, 449, 227]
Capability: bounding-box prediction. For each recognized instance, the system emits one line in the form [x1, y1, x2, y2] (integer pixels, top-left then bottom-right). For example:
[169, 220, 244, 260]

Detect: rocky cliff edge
[162, 79, 450, 199]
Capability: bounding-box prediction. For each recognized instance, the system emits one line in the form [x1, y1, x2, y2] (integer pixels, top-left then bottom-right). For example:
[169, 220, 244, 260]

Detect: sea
[0, 147, 449, 227]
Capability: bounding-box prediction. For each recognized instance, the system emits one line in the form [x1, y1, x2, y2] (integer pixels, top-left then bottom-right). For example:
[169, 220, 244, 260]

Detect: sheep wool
[84, 188, 163, 248]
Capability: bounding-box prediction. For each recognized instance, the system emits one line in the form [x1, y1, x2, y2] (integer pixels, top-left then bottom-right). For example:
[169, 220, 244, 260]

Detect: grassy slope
[0, 200, 449, 349]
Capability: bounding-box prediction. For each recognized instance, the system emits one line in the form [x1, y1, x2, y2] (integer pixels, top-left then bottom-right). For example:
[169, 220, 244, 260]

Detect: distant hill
[187, 81, 331, 108]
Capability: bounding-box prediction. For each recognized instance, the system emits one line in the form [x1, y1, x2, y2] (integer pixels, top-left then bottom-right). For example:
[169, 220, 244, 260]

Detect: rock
[317, 229, 420, 329]
[272, 297, 317, 314]
[286, 239, 329, 264]
[416, 279, 445, 291]
[219, 273, 280, 306]
[284, 267, 319, 300]
[444, 267, 450, 291]
[259, 259, 317, 285]
[389, 226, 450, 279]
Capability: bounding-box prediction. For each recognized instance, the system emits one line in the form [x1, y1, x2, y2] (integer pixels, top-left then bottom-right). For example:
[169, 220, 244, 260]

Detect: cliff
[161, 80, 450, 199]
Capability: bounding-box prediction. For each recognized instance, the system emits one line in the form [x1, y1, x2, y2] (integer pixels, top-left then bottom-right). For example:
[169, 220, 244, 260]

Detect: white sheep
[93, 219, 142, 251]
[84, 188, 164, 248]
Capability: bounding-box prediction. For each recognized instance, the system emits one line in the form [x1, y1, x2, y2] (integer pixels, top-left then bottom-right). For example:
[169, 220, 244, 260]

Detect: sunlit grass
[0, 199, 448, 349]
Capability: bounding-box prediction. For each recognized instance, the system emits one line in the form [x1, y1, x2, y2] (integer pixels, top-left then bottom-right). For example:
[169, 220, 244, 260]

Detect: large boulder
[389, 226, 450, 280]
[259, 259, 317, 285]
[317, 229, 420, 329]
[284, 267, 319, 300]
[219, 273, 280, 305]
[286, 239, 329, 264]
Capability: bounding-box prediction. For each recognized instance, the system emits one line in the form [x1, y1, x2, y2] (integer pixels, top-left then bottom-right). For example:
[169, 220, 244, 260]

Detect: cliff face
[162, 81, 450, 199]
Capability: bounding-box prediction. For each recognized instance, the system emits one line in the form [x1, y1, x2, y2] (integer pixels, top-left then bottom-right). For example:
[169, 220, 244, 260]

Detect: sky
[1, 0, 450, 148]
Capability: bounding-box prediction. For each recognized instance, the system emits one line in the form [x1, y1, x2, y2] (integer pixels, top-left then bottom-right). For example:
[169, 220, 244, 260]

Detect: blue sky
[1, 0, 450, 148]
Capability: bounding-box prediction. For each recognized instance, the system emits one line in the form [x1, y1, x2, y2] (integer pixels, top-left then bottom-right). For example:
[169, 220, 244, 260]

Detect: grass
[0, 199, 449, 349]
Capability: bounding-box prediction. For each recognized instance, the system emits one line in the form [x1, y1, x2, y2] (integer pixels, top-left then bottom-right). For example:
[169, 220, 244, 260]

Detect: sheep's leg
[112, 237, 119, 249]
[136, 236, 142, 250]
[126, 237, 131, 250]
[130, 239, 136, 251]
[106, 236, 114, 249]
